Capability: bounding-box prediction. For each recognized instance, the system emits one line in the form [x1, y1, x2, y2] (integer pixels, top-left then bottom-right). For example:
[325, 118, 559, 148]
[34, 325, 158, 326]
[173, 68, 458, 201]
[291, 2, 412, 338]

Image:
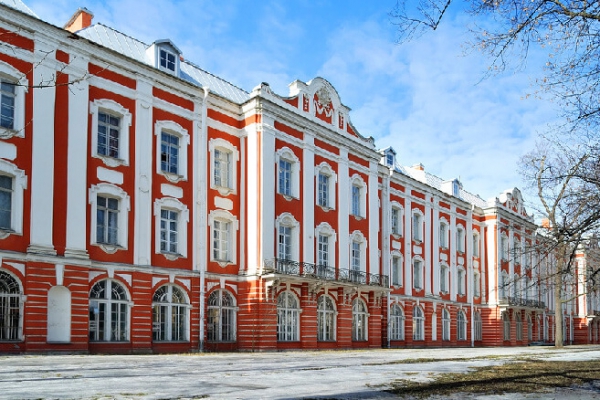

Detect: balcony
[263, 258, 389, 288]
[500, 296, 546, 309]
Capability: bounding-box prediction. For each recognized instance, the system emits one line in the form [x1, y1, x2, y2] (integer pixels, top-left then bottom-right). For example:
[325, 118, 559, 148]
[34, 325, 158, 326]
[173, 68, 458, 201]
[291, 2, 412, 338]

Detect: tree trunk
[554, 266, 563, 347]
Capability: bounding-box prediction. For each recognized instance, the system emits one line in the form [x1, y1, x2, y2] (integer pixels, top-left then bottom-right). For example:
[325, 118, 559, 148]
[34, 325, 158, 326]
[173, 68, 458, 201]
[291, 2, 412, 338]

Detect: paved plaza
[2, 346, 600, 399]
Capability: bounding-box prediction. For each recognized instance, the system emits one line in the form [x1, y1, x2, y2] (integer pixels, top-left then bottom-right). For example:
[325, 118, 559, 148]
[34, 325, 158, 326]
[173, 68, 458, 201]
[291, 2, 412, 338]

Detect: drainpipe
[198, 86, 210, 352]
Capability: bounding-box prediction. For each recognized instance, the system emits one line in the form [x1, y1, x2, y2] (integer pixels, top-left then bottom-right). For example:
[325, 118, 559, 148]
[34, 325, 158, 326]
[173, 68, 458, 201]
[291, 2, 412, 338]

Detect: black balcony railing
[264, 258, 389, 288]
[500, 296, 546, 309]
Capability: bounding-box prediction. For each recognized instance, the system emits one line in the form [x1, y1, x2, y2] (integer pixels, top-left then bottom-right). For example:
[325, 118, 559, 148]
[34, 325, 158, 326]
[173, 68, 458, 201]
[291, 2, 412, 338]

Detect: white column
[431, 200, 440, 294]
[368, 161, 378, 277]
[133, 77, 153, 265]
[450, 211, 457, 301]
[466, 209, 474, 303]
[404, 185, 412, 296]
[28, 40, 57, 254]
[337, 149, 349, 271]
[303, 134, 315, 264]
[424, 194, 432, 295]
[64, 56, 89, 258]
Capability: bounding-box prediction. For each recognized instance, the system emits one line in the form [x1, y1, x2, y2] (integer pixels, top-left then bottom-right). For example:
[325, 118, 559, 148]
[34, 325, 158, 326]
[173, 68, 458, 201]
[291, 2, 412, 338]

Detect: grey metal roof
[77, 24, 250, 104]
[0, 0, 37, 17]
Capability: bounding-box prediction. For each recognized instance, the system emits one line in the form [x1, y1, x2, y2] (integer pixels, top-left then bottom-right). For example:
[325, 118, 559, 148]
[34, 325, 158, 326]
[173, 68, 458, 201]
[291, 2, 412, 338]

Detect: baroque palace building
[0, 0, 598, 353]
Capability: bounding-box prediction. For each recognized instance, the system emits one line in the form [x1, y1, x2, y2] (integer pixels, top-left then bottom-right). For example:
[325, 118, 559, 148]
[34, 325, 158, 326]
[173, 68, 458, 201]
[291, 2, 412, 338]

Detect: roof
[0, 0, 37, 17]
[76, 23, 250, 104]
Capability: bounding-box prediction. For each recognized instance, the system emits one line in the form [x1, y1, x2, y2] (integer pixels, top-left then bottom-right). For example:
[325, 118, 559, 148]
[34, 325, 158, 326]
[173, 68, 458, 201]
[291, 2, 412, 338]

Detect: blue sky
[30, 0, 557, 206]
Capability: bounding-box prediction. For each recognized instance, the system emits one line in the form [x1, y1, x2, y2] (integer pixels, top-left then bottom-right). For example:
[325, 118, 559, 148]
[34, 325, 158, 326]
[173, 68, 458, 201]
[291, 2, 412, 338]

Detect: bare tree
[391, 0, 600, 346]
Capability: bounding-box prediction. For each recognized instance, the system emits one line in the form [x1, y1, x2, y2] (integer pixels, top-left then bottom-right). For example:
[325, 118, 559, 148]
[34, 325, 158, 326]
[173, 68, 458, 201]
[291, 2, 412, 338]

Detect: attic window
[159, 49, 176, 72]
[386, 153, 394, 167]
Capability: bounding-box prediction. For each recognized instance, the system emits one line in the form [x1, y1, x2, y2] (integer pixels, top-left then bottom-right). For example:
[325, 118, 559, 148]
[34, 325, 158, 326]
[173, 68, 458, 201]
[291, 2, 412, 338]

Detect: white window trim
[500, 233, 509, 261]
[349, 230, 367, 273]
[89, 183, 130, 253]
[456, 224, 465, 253]
[276, 147, 300, 199]
[315, 162, 337, 210]
[155, 120, 189, 183]
[209, 138, 239, 196]
[412, 256, 424, 290]
[208, 209, 239, 267]
[349, 174, 367, 218]
[439, 219, 449, 249]
[474, 270, 481, 297]
[390, 201, 403, 237]
[153, 197, 189, 260]
[276, 212, 300, 261]
[0, 159, 26, 239]
[440, 264, 449, 294]
[390, 251, 403, 287]
[90, 99, 132, 167]
[156, 46, 180, 75]
[457, 267, 466, 296]
[412, 209, 424, 242]
[473, 231, 480, 257]
[0, 61, 28, 139]
[315, 222, 337, 267]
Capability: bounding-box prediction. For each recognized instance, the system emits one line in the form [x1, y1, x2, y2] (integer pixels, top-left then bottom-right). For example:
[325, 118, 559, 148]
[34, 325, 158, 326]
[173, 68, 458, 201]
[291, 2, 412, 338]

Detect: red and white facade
[0, 2, 597, 354]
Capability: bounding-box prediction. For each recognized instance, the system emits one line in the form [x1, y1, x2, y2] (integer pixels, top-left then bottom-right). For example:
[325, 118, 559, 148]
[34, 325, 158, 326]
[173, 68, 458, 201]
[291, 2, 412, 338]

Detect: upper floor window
[90, 99, 132, 167]
[159, 48, 177, 72]
[473, 232, 480, 257]
[456, 226, 465, 253]
[349, 230, 367, 279]
[155, 121, 189, 182]
[474, 271, 481, 297]
[0, 63, 28, 138]
[209, 139, 239, 196]
[315, 222, 336, 272]
[413, 259, 423, 290]
[89, 183, 130, 253]
[513, 238, 521, 264]
[391, 203, 403, 236]
[439, 221, 448, 248]
[391, 253, 403, 287]
[154, 197, 189, 260]
[500, 234, 509, 261]
[440, 264, 449, 293]
[315, 163, 336, 210]
[457, 268, 466, 296]
[412, 211, 423, 242]
[276, 213, 299, 262]
[276, 148, 300, 199]
[209, 209, 238, 266]
[350, 174, 366, 218]
[0, 160, 26, 238]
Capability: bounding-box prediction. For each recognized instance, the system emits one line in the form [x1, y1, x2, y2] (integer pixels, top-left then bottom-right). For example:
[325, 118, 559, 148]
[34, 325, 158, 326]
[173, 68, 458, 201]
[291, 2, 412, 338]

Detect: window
[412, 211, 423, 242]
[474, 311, 482, 341]
[152, 284, 189, 342]
[516, 312, 523, 341]
[276, 213, 299, 262]
[390, 304, 405, 341]
[391, 254, 403, 287]
[90, 99, 132, 167]
[391, 204, 403, 236]
[473, 232, 480, 257]
[317, 295, 336, 341]
[527, 314, 533, 341]
[209, 210, 238, 266]
[155, 121, 189, 182]
[351, 241, 360, 271]
[457, 311, 467, 341]
[457, 268, 466, 296]
[159, 48, 176, 72]
[502, 311, 510, 341]
[500, 234, 508, 261]
[386, 152, 394, 167]
[500, 271, 509, 299]
[349, 174, 366, 218]
[89, 280, 130, 342]
[0, 270, 21, 341]
[352, 298, 368, 341]
[439, 222, 448, 248]
[96, 195, 119, 245]
[209, 139, 239, 195]
[474, 271, 481, 297]
[442, 308, 450, 341]
[0, 161, 25, 238]
[90, 184, 130, 252]
[349, 231, 366, 283]
[277, 291, 300, 341]
[315, 222, 336, 272]
[413, 259, 423, 290]
[0, 63, 27, 138]
[315, 163, 336, 209]
[276, 148, 300, 198]
[0, 78, 16, 130]
[513, 238, 521, 264]
[413, 305, 424, 341]
[0, 176, 12, 230]
[208, 289, 236, 342]
[160, 209, 178, 254]
[440, 265, 449, 293]
[456, 226, 465, 253]
[154, 198, 189, 259]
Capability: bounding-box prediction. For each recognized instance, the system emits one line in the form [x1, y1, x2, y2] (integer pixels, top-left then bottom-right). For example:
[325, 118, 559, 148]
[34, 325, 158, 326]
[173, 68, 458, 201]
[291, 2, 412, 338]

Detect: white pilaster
[337, 149, 349, 271]
[424, 194, 432, 295]
[303, 134, 315, 264]
[404, 185, 412, 296]
[368, 161, 378, 277]
[431, 199, 440, 294]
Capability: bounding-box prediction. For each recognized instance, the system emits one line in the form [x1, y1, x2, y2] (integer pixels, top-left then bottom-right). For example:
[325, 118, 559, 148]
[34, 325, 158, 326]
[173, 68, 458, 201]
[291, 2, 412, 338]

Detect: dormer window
[159, 49, 176, 72]
[381, 147, 397, 168]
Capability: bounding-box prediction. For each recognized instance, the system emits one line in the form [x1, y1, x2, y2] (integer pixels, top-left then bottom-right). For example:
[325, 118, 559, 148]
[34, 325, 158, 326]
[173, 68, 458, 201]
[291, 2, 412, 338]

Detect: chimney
[64, 8, 94, 33]
[411, 163, 425, 171]
[541, 218, 551, 228]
